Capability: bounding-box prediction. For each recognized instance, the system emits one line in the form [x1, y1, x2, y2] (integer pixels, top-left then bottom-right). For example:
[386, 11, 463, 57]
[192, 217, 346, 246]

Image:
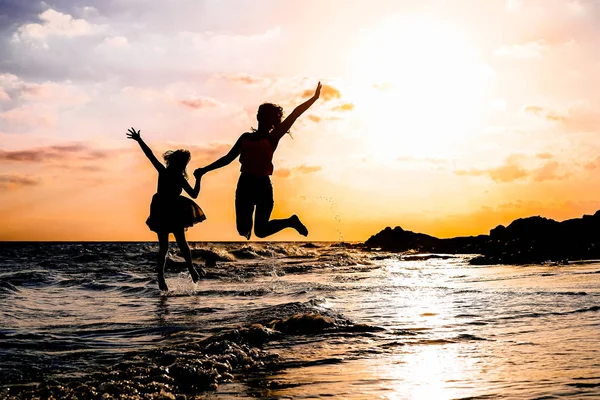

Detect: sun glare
[347, 16, 491, 160]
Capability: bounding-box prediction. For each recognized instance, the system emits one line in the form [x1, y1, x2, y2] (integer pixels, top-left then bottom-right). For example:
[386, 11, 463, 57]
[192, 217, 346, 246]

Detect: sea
[0, 241, 599, 399]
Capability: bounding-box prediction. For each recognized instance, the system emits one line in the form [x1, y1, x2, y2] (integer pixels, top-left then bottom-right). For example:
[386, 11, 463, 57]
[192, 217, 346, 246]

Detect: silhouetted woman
[127, 127, 205, 291]
[196, 82, 321, 239]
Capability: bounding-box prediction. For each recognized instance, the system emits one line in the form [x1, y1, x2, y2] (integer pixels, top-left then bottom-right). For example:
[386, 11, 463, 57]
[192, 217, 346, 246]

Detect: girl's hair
[163, 149, 191, 179]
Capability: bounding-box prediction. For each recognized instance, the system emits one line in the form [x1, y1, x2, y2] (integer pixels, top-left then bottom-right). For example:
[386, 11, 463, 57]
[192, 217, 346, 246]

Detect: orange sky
[2, 0, 600, 241]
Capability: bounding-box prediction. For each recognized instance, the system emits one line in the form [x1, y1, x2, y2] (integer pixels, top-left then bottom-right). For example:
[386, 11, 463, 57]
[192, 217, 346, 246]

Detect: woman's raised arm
[271, 82, 321, 141]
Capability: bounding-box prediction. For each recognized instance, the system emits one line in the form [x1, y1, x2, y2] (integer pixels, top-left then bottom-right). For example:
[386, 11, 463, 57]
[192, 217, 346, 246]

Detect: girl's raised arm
[127, 127, 164, 172]
[271, 82, 321, 142]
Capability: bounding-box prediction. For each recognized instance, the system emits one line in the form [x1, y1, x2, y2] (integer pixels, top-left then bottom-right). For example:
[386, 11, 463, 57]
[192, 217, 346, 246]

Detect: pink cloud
[13, 9, 102, 42]
[0, 143, 109, 163]
[178, 97, 221, 110]
[0, 174, 39, 190]
[0, 105, 57, 129]
[217, 73, 270, 86]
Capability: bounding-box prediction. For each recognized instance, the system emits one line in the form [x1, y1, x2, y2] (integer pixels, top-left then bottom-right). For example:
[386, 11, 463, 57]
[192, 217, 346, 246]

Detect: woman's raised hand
[126, 127, 141, 141]
[313, 82, 322, 100]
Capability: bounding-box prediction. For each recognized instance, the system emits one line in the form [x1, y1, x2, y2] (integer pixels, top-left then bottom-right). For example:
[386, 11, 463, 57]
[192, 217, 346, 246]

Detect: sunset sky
[2, 0, 600, 241]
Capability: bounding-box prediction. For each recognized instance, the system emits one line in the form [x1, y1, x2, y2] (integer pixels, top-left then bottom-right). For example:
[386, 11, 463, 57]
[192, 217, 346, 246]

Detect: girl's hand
[313, 82, 322, 100]
[126, 127, 141, 141]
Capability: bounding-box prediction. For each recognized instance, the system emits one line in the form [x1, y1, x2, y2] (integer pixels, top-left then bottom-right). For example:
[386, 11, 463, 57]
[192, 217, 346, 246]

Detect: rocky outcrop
[364, 210, 600, 265]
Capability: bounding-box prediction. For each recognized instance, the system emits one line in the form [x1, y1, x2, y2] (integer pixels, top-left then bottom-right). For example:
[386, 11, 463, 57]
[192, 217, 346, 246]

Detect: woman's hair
[163, 149, 191, 179]
[256, 103, 284, 130]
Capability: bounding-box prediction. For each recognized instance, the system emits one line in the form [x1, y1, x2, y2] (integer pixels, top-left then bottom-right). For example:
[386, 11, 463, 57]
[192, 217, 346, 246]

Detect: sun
[346, 15, 492, 160]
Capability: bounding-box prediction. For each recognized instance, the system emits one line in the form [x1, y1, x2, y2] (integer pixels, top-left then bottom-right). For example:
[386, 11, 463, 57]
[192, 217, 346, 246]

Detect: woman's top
[239, 133, 274, 176]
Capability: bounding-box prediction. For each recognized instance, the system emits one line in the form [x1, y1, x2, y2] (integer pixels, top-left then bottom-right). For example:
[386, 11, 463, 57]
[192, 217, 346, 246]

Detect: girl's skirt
[146, 193, 206, 233]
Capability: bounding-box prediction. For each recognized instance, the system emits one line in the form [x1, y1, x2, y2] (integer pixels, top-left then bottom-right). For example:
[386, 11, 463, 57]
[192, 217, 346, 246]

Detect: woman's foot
[188, 266, 200, 283]
[157, 274, 168, 292]
[290, 215, 308, 236]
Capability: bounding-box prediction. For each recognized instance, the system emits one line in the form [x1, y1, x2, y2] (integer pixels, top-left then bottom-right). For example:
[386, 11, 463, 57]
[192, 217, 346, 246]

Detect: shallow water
[1, 242, 599, 399]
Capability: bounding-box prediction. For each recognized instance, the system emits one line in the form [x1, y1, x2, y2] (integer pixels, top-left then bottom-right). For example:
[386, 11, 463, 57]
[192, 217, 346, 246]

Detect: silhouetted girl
[127, 127, 205, 291]
[196, 82, 321, 239]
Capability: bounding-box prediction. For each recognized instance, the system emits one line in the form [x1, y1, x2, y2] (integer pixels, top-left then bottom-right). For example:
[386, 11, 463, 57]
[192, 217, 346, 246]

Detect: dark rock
[268, 313, 336, 334]
[365, 210, 600, 265]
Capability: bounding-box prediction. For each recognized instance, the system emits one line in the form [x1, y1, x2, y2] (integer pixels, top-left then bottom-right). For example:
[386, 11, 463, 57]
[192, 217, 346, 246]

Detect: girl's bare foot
[290, 215, 308, 236]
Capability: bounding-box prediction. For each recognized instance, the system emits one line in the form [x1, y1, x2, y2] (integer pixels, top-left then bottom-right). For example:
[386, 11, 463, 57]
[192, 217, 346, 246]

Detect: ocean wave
[500, 305, 600, 321]
[0, 280, 19, 294]
[2, 299, 384, 398]
[0, 270, 52, 287]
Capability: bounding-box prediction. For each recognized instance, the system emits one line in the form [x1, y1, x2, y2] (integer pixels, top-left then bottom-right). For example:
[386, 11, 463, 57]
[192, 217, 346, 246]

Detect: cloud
[455, 154, 528, 183]
[21, 81, 90, 105]
[584, 156, 600, 170]
[0, 77, 90, 130]
[0, 174, 39, 190]
[0, 143, 109, 163]
[494, 41, 547, 59]
[307, 115, 321, 122]
[532, 160, 568, 182]
[536, 152, 554, 159]
[274, 164, 322, 178]
[178, 97, 221, 110]
[295, 165, 322, 174]
[0, 88, 10, 101]
[301, 84, 340, 101]
[523, 105, 565, 123]
[333, 103, 354, 112]
[0, 105, 57, 129]
[12, 8, 103, 43]
[523, 102, 600, 132]
[455, 155, 570, 183]
[103, 36, 128, 47]
[215, 73, 270, 86]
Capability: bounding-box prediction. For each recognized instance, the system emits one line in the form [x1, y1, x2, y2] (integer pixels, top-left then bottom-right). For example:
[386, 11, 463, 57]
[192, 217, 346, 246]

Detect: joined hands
[193, 168, 206, 179]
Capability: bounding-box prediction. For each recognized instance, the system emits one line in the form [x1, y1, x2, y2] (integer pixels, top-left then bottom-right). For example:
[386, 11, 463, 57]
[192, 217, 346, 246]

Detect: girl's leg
[173, 228, 200, 283]
[157, 232, 169, 291]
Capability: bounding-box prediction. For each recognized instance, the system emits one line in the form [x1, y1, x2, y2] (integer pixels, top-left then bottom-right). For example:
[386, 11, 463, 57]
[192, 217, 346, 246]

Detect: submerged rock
[268, 313, 336, 334]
